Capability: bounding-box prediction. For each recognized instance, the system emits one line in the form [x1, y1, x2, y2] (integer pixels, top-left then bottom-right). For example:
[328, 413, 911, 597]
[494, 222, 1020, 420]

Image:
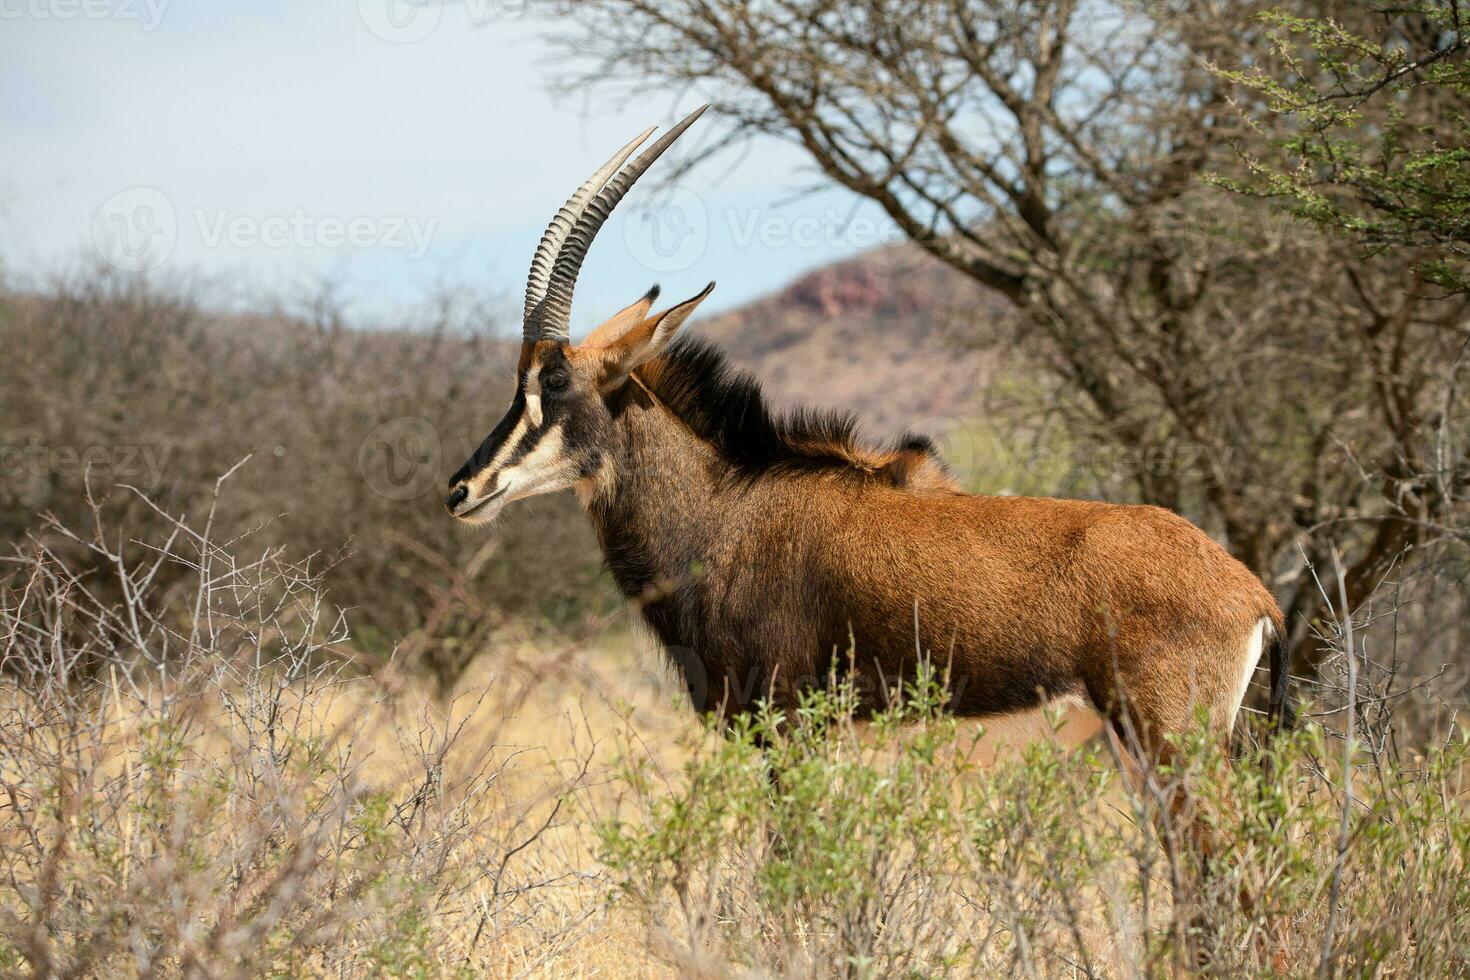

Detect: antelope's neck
[579, 384, 729, 604]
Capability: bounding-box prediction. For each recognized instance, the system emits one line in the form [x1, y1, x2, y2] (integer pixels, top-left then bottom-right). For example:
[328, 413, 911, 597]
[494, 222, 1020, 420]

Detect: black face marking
[448, 386, 527, 487]
[542, 368, 570, 392]
[447, 348, 596, 490]
[536, 350, 571, 388]
[499, 415, 545, 469]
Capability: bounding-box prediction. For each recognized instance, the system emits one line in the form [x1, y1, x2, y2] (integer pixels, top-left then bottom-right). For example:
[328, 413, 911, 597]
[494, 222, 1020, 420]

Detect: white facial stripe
[502, 370, 547, 464]
[465, 410, 534, 499]
[490, 416, 533, 472]
[463, 364, 563, 503]
[523, 362, 551, 427]
[507, 426, 569, 496]
[509, 366, 549, 456]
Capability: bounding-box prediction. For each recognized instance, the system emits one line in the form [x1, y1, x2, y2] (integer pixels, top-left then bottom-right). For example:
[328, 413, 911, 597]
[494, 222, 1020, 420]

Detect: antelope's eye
[541, 369, 570, 392]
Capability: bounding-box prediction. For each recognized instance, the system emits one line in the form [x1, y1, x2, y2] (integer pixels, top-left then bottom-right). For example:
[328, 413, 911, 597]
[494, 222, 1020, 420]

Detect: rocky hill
[694, 245, 1007, 437]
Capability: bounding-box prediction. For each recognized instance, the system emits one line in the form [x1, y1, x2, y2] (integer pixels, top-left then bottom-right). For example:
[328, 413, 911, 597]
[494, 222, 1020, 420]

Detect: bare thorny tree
[543, 0, 1470, 695]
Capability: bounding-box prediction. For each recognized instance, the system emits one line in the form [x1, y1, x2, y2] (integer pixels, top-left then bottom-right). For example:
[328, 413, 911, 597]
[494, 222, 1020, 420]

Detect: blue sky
[0, 1, 902, 335]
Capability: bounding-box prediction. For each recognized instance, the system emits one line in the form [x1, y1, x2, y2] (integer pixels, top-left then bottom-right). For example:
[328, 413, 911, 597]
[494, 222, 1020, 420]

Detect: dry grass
[3, 479, 1468, 977]
[3, 276, 1469, 977]
[0, 467, 702, 977]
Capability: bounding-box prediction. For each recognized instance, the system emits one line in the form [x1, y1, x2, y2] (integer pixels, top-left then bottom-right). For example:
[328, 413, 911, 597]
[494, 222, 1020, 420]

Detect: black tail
[1266, 623, 1295, 734]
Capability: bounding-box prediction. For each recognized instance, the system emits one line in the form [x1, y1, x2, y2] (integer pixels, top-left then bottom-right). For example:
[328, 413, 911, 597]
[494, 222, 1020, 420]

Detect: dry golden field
[4, 507, 1467, 979]
[3, 280, 1470, 977]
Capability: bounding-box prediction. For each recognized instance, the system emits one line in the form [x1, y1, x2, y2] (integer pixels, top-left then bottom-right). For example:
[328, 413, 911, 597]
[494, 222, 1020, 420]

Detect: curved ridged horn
[535, 104, 710, 342]
[523, 125, 656, 341]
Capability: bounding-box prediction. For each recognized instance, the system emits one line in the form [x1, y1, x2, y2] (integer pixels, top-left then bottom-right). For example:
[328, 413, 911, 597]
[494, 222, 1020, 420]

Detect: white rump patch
[1230, 618, 1271, 726]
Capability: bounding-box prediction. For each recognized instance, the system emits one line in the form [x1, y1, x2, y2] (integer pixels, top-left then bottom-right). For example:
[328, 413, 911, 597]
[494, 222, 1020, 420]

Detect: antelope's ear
[581, 284, 662, 350]
[596, 282, 715, 391]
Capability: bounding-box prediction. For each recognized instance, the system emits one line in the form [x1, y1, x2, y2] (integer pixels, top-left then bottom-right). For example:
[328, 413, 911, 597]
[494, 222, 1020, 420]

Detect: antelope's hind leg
[1092, 617, 1271, 808]
[1091, 619, 1273, 961]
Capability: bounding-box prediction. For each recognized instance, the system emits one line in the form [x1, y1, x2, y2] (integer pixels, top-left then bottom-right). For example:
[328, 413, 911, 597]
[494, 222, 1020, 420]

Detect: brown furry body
[580, 339, 1282, 751]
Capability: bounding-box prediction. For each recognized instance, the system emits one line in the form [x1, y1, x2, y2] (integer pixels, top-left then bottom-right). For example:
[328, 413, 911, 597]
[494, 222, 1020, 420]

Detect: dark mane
[635, 335, 953, 488]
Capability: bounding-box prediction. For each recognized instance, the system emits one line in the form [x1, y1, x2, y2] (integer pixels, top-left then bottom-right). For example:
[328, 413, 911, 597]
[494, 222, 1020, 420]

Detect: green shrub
[601, 676, 1470, 977]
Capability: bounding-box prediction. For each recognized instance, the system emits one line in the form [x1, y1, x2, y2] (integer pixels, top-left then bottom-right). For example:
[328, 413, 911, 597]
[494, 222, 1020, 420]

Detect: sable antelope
[446, 105, 1291, 772]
